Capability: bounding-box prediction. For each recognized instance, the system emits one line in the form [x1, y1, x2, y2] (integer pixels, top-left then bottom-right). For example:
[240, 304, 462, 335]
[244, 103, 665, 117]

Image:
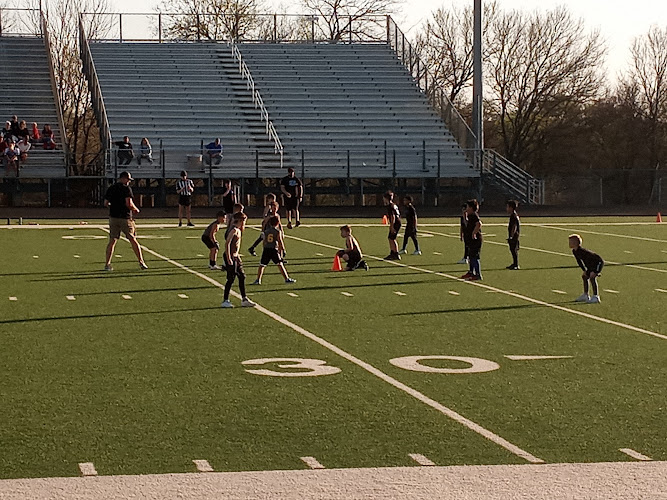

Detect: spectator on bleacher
[17, 136, 31, 163]
[4, 140, 20, 175]
[42, 124, 56, 150]
[2, 122, 13, 140]
[137, 137, 153, 166]
[9, 115, 19, 138]
[114, 136, 134, 165]
[30, 122, 41, 144]
[205, 138, 223, 166]
[16, 121, 29, 141]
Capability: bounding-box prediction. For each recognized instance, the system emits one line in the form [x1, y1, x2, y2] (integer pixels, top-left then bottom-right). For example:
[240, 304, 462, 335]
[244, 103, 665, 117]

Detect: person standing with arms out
[280, 167, 303, 229]
[461, 199, 482, 280]
[221, 212, 256, 308]
[383, 191, 402, 260]
[569, 234, 604, 304]
[399, 195, 421, 255]
[506, 200, 520, 270]
[177, 170, 195, 227]
[104, 171, 148, 271]
[221, 179, 236, 225]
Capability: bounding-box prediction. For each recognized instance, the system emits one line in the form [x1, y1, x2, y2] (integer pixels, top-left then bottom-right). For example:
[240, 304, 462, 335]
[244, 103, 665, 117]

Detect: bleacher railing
[0, 8, 41, 36]
[79, 15, 111, 152]
[230, 42, 283, 167]
[481, 150, 545, 205]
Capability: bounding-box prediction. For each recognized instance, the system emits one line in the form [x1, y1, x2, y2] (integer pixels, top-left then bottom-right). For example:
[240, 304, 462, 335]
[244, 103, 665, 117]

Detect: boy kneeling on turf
[201, 210, 226, 270]
[221, 212, 256, 308]
[569, 234, 604, 304]
[337, 225, 368, 271]
[253, 215, 296, 285]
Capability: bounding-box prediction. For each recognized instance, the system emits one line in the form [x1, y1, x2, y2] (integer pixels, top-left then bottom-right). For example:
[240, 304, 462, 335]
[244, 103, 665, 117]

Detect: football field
[0, 216, 665, 489]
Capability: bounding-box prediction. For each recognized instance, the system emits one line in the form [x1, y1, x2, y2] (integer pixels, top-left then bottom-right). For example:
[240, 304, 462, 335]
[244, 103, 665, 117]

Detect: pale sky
[110, 0, 667, 78]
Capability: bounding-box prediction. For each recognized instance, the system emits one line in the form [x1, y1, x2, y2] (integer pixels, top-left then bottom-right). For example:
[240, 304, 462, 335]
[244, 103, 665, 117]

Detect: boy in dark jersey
[569, 234, 604, 304]
[221, 212, 256, 308]
[337, 225, 368, 271]
[248, 193, 277, 256]
[461, 199, 483, 280]
[383, 191, 402, 260]
[201, 210, 226, 270]
[457, 204, 469, 264]
[252, 215, 296, 285]
[506, 200, 520, 270]
[222, 179, 236, 225]
[399, 196, 421, 256]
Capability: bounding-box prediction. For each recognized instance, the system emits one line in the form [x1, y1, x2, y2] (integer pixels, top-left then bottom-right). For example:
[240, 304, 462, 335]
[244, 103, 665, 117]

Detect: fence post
[384, 140, 387, 168]
[311, 16, 315, 42]
[392, 149, 396, 181]
[273, 14, 277, 42]
[346, 150, 350, 194]
[255, 149, 259, 179]
[386, 15, 390, 44]
[422, 140, 426, 171]
[119, 14, 123, 43]
[208, 161, 214, 206]
[158, 13, 162, 43]
[349, 16, 352, 43]
[301, 149, 305, 180]
[160, 143, 166, 206]
[436, 149, 441, 207]
[196, 13, 201, 42]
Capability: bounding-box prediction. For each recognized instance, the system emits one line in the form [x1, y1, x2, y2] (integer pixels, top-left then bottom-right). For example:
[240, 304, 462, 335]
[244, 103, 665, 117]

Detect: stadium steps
[0, 36, 66, 178]
[88, 42, 284, 178]
[236, 43, 475, 178]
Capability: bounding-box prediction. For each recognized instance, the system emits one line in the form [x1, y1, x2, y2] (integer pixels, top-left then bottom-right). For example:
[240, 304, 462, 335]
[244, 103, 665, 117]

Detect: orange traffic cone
[382, 215, 388, 225]
[331, 255, 343, 271]
[658, 212, 663, 223]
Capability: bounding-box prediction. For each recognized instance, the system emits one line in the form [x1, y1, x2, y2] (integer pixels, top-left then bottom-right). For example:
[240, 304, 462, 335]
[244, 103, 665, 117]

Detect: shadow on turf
[391, 301, 574, 316]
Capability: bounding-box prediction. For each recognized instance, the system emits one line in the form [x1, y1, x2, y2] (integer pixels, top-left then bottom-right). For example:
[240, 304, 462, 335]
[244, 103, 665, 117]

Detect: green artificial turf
[0, 216, 665, 478]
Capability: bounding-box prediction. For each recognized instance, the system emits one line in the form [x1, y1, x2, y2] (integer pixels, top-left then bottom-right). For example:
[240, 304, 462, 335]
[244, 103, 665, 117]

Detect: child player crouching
[337, 225, 368, 271]
[569, 234, 604, 304]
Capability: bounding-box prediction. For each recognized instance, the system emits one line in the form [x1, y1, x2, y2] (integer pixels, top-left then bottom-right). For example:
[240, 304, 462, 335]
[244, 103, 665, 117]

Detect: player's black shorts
[388, 221, 401, 240]
[179, 195, 192, 207]
[284, 195, 299, 211]
[344, 249, 361, 268]
[223, 202, 234, 214]
[468, 241, 482, 260]
[508, 238, 519, 251]
[260, 247, 282, 266]
[224, 254, 245, 280]
[404, 225, 417, 237]
[201, 235, 219, 249]
[586, 261, 604, 275]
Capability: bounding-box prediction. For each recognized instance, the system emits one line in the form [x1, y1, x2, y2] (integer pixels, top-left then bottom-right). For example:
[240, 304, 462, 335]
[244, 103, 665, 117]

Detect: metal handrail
[41, 11, 69, 173]
[482, 150, 545, 204]
[79, 15, 111, 152]
[230, 41, 284, 167]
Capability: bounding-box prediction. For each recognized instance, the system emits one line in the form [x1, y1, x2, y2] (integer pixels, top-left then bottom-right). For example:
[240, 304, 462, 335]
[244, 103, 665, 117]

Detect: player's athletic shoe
[251, 279, 261, 285]
[287, 222, 293, 229]
[104, 264, 113, 271]
[457, 258, 469, 264]
[187, 222, 195, 227]
[295, 221, 301, 227]
[221, 300, 234, 308]
[178, 221, 182, 227]
[506, 264, 519, 270]
[248, 247, 257, 256]
[385, 253, 400, 260]
[575, 293, 590, 302]
[241, 298, 256, 307]
[139, 262, 148, 270]
[413, 250, 422, 256]
[588, 295, 601, 304]
[468, 274, 482, 281]
[460, 272, 473, 279]
[285, 278, 296, 284]
[398, 249, 407, 255]
[209, 264, 220, 270]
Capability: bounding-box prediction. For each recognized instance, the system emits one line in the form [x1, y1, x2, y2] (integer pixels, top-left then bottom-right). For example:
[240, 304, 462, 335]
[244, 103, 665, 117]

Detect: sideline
[101, 228, 544, 465]
[534, 224, 667, 243]
[282, 233, 667, 342]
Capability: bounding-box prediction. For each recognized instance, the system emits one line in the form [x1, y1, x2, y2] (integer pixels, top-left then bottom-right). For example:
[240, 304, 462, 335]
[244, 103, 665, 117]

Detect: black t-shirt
[573, 247, 604, 272]
[463, 212, 482, 245]
[105, 182, 133, 219]
[281, 175, 302, 197]
[508, 212, 520, 239]
[405, 205, 416, 226]
[222, 188, 236, 213]
[115, 141, 133, 155]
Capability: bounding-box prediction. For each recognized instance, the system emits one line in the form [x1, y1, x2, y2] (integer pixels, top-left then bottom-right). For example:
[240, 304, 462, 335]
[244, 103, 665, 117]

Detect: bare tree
[484, 6, 605, 169]
[254, 6, 313, 42]
[158, 0, 264, 41]
[301, 0, 400, 42]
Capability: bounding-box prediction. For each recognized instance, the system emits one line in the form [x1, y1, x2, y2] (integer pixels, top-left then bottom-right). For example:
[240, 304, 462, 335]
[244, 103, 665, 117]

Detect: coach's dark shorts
[284, 195, 299, 211]
[260, 247, 282, 266]
[388, 221, 401, 240]
[201, 235, 219, 249]
[179, 195, 192, 207]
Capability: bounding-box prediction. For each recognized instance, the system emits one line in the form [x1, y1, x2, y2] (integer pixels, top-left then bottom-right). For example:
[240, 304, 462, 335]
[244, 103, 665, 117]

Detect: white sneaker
[457, 258, 469, 264]
[104, 264, 113, 271]
[575, 293, 590, 302]
[588, 295, 601, 304]
[221, 300, 234, 308]
[251, 279, 261, 285]
[412, 250, 422, 256]
[241, 298, 256, 307]
[209, 264, 220, 270]
[139, 262, 148, 270]
[398, 249, 407, 255]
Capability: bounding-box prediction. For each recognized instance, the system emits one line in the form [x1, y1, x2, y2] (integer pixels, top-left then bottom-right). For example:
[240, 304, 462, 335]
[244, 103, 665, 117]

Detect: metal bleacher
[237, 42, 476, 179]
[0, 36, 67, 179]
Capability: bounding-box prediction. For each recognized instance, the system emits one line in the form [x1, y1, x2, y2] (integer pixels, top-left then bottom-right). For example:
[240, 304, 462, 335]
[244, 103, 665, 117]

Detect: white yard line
[112, 230, 544, 465]
[604, 289, 620, 294]
[422, 229, 667, 274]
[8, 296, 18, 301]
[409, 454, 436, 466]
[504, 356, 573, 361]
[341, 292, 354, 297]
[287, 292, 299, 298]
[551, 290, 568, 295]
[448, 291, 460, 296]
[619, 448, 652, 461]
[656, 289, 667, 294]
[533, 224, 667, 244]
[78, 463, 97, 477]
[192, 460, 214, 472]
[178, 294, 189, 299]
[284, 233, 667, 342]
[121, 295, 132, 300]
[66, 295, 76, 301]
[394, 291, 407, 296]
[300, 457, 326, 469]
